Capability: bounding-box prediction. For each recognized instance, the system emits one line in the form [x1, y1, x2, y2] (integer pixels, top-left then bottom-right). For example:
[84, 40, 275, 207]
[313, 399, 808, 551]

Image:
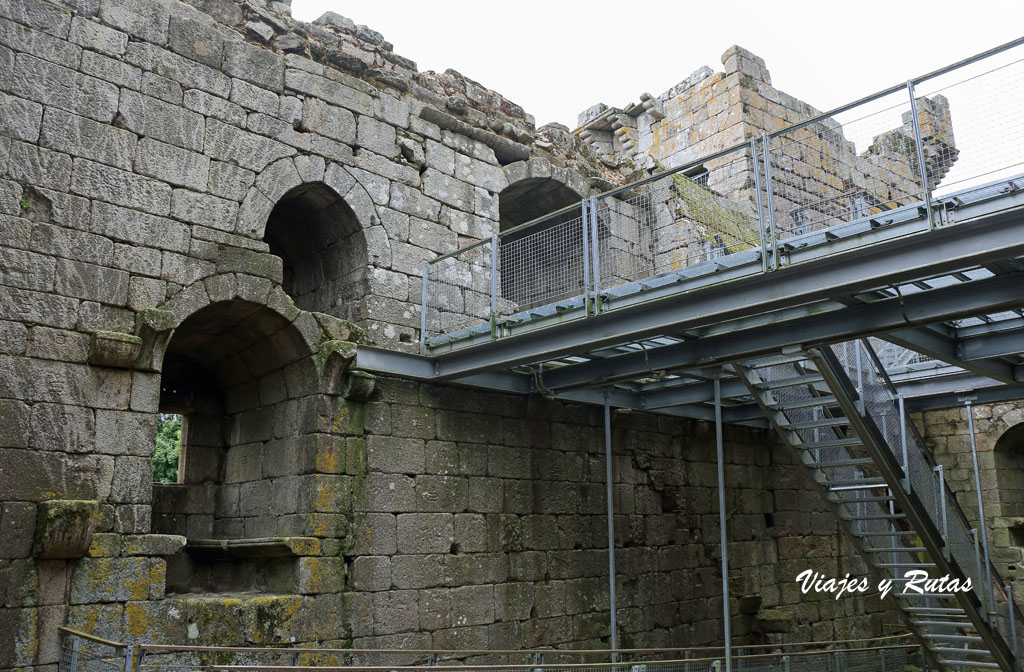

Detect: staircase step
[937, 661, 999, 670]
[897, 592, 957, 599]
[840, 512, 906, 521]
[924, 634, 984, 643]
[756, 373, 824, 390]
[912, 620, 973, 628]
[853, 530, 919, 537]
[782, 417, 851, 431]
[876, 562, 936, 568]
[828, 477, 887, 488]
[750, 354, 812, 368]
[930, 647, 992, 657]
[829, 494, 895, 504]
[769, 395, 838, 411]
[813, 458, 875, 469]
[797, 437, 863, 449]
[865, 547, 926, 553]
[905, 607, 966, 615]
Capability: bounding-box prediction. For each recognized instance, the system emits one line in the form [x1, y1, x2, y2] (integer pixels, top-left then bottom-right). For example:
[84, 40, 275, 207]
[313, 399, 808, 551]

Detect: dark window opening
[497, 178, 583, 310]
[264, 183, 367, 321]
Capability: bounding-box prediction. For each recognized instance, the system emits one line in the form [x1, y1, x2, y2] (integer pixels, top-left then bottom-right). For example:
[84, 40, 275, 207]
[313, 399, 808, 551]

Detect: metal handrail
[58, 626, 127, 652]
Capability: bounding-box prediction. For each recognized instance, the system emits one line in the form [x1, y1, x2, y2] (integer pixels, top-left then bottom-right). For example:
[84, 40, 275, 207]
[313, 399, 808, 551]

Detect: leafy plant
[152, 413, 182, 483]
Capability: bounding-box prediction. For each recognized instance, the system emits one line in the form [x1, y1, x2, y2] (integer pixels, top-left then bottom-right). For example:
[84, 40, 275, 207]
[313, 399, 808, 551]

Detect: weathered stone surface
[119, 89, 205, 153]
[71, 158, 172, 216]
[88, 331, 141, 368]
[40, 108, 137, 170]
[0, 91, 44, 142]
[224, 40, 283, 92]
[99, 0, 169, 45]
[69, 15, 127, 55]
[284, 67, 374, 116]
[205, 118, 295, 172]
[13, 53, 118, 123]
[34, 499, 97, 558]
[91, 201, 190, 252]
[136, 138, 210, 191]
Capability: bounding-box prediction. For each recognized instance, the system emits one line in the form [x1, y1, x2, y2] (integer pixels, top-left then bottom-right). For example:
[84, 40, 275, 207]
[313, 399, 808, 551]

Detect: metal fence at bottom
[59, 627, 132, 672]
[58, 627, 921, 672]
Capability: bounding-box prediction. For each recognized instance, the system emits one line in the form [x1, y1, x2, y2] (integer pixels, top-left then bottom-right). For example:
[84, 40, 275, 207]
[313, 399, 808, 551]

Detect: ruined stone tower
[5, 0, 987, 666]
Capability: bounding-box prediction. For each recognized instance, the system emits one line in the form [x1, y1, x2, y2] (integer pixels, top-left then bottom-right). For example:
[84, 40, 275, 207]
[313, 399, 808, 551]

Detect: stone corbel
[88, 331, 143, 369]
[315, 339, 358, 393]
[134, 309, 176, 372]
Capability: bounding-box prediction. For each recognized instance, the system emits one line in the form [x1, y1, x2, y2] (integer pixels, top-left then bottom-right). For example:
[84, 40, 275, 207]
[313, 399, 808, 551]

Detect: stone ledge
[186, 536, 322, 559]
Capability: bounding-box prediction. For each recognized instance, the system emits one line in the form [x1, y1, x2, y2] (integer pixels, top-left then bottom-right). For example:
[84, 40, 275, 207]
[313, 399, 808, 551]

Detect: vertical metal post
[420, 261, 430, 351]
[966, 399, 996, 612]
[880, 648, 886, 672]
[490, 234, 499, 336]
[855, 341, 865, 415]
[69, 636, 81, 672]
[750, 137, 769, 274]
[934, 464, 948, 543]
[589, 196, 602, 312]
[907, 81, 935, 229]
[603, 392, 618, 651]
[582, 199, 591, 315]
[714, 374, 732, 672]
[123, 645, 134, 672]
[684, 650, 692, 672]
[1008, 584, 1019, 657]
[971, 528, 984, 590]
[760, 134, 779, 270]
[898, 394, 910, 492]
[782, 655, 790, 672]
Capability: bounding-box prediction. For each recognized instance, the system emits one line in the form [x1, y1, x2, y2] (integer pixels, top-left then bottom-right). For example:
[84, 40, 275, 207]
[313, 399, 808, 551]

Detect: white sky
[289, 1, 1024, 130]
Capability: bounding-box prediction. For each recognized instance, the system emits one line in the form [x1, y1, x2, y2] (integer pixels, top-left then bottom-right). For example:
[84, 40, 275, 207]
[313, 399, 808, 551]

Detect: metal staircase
[733, 341, 1024, 671]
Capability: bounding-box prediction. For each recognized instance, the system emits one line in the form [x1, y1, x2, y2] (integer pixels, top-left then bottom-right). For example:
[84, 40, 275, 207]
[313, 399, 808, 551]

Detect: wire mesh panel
[497, 213, 587, 313]
[592, 147, 762, 290]
[59, 632, 127, 672]
[915, 49, 1024, 197]
[424, 239, 493, 341]
[767, 90, 923, 244]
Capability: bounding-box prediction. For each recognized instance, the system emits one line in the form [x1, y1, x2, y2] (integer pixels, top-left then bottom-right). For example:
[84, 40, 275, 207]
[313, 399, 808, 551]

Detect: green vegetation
[153, 413, 182, 483]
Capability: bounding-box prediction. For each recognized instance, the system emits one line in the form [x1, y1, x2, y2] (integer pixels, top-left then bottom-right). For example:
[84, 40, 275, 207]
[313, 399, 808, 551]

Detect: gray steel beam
[537, 271, 1024, 390]
[905, 380, 1024, 411]
[641, 378, 750, 409]
[881, 327, 1018, 383]
[959, 328, 1024, 361]
[432, 205, 1024, 380]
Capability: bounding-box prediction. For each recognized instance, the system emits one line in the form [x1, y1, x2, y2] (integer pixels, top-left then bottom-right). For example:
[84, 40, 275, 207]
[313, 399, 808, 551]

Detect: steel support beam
[535, 271, 1024, 390]
[882, 327, 1018, 383]
[959, 328, 1024, 362]
[431, 204, 1024, 380]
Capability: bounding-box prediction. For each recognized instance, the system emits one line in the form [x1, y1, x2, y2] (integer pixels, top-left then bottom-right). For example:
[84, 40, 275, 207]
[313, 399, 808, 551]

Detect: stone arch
[235, 159, 392, 324]
[988, 416, 1024, 580]
[147, 275, 359, 554]
[497, 158, 587, 308]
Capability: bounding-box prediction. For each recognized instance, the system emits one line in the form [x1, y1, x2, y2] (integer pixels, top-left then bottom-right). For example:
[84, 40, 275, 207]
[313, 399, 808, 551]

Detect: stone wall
[915, 401, 1024, 598]
[0, 0, 905, 668]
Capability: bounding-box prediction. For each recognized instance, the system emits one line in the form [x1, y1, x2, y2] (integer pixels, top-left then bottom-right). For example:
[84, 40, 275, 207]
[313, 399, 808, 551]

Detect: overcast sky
[289, 1, 1023, 130]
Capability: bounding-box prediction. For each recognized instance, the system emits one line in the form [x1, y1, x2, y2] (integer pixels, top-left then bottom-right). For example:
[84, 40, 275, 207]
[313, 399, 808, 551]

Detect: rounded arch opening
[264, 183, 368, 321]
[152, 298, 318, 543]
[497, 178, 583, 309]
[993, 421, 1024, 578]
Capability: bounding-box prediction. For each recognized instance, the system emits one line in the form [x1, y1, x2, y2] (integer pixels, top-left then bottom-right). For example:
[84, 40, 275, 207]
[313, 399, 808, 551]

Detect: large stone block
[12, 53, 118, 123]
[167, 15, 224, 69]
[92, 201, 190, 252]
[349, 555, 391, 591]
[119, 89, 205, 152]
[0, 91, 43, 142]
[8, 140, 73, 190]
[396, 513, 452, 554]
[224, 41, 284, 92]
[366, 436, 424, 475]
[54, 258, 129, 305]
[136, 138, 210, 190]
[69, 15, 126, 55]
[29, 402, 95, 452]
[99, 0, 168, 44]
[372, 589, 419, 635]
[171, 189, 238, 229]
[71, 158, 172, 216]
[284, 68, 374, 116]
[205, 118, 295, 172]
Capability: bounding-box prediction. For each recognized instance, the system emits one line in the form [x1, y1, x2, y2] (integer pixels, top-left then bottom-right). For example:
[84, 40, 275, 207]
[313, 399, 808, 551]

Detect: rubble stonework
[1, 0, 983, 666]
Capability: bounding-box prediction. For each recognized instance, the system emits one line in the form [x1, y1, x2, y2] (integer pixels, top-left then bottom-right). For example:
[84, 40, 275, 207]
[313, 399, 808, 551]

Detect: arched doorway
[497, 177, 583, 310]
[264, 183, 368, 322]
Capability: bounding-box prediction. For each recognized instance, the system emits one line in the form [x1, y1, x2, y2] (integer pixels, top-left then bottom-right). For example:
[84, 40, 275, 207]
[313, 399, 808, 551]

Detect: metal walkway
[358, 37, 1024, 423]
[354, 36, 1024, 672]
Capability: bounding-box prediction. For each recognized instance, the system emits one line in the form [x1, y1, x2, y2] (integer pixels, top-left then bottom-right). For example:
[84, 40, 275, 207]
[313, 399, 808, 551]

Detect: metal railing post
[589, 196, 602, 313]
[1008, 584, 1019, 657]
[490, 234, 499, 338]
[69, 636, 81, 672]
[760, 133, 779, 270]
[934, 464, 948, 546]
[581, 199, 591, 315]
[123, 644, 134, 672]
[420, 261, 430, 351]
[750, 137, 769, 274]
[603, 392, 618, 652]
[906, 81, 935, 229]
[880, 647, 886, 672]
[898, 394, 910, 492]
[966, 398, 996, 612]
[714, 373, 732, 672]
[781, 654, 790, 672]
